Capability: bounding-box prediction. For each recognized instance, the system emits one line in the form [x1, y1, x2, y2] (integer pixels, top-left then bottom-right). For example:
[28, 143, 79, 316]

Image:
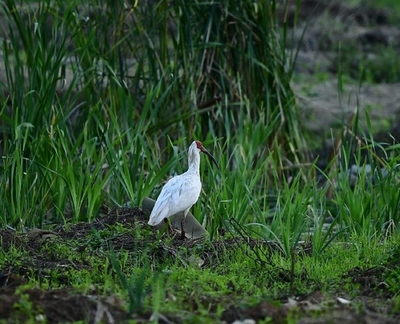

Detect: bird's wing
[148, 174, 201, 225]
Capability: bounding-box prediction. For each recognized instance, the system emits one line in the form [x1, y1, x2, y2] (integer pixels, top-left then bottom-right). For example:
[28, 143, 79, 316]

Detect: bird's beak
[202, 148, 219, 170]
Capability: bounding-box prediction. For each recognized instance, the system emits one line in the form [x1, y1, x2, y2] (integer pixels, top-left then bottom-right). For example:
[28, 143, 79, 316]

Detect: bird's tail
[148, 208, 169, 226]
[148, 217, 160, 226]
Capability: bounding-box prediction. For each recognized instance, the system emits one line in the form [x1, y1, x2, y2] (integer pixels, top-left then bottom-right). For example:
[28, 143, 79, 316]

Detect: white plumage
[148, 140, 218, 239]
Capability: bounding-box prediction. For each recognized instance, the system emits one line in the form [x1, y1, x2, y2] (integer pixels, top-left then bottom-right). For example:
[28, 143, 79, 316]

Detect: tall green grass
[0, 0, 301, 227]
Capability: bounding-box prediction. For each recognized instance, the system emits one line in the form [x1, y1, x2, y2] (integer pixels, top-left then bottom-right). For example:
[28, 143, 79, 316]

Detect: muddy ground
[1, 207, 400, 323]
[289, 1, 400, 142]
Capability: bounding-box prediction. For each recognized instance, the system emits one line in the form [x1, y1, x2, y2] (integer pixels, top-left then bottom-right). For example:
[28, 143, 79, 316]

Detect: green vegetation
[349, 0, 400, 11]
[1, 0, 400, 322]
[2, 219, 400, 322]
[337, 44, 400, 84]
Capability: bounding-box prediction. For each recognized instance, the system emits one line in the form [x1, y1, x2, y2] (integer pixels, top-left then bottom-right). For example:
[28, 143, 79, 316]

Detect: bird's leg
[180, 213, 187, 240]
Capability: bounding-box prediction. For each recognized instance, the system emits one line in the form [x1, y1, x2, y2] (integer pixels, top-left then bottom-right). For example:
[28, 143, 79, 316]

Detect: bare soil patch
[288, 0, 400, 143]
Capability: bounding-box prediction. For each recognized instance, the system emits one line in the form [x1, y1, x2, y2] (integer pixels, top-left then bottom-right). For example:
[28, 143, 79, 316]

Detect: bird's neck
[187, 149, 200, 174]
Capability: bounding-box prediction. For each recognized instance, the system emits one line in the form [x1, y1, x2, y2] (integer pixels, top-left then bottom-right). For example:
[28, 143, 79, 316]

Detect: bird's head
[194, 140, 219, 169]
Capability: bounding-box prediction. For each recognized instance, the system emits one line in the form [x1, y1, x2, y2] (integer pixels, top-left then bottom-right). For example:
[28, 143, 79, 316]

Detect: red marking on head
[195, 140, 204, 150]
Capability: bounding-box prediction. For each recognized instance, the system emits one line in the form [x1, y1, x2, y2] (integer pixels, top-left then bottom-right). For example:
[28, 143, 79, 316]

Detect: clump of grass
[337, 44, 400, 84]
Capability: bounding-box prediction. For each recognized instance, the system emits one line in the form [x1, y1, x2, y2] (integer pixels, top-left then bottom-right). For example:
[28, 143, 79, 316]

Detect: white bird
[148, 140, 218, 239]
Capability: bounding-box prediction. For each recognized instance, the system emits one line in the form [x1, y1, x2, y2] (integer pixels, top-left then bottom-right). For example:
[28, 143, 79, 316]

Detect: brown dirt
[288, 0, 400, 142]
